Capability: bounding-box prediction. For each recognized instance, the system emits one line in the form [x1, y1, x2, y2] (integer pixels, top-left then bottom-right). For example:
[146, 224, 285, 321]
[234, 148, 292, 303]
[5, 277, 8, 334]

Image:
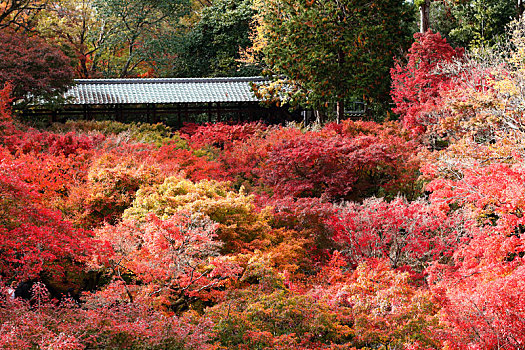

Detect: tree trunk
[518, 0, 525, 19]
[420, 0, 431, 33]
[336, 100, 344, 124]
[336, 47, 345, 124]
[314, 110, 323, 124]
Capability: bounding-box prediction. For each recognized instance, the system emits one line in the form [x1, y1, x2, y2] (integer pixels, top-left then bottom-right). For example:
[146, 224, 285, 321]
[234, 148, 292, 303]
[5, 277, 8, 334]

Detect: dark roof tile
[65, 77, 267, 105]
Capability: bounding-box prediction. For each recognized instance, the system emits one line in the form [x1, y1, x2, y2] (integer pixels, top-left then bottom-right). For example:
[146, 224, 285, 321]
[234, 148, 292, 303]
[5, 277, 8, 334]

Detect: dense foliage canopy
[251, 0, 414, 116]
[0, 29, 73, 104]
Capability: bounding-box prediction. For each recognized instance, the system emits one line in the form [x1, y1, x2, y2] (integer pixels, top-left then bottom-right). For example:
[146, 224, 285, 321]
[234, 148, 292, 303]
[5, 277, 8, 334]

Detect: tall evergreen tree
[173, 0, 260, 77]
[251, 0, 415, 120]
[447, 0, 516, 47]
[430, 0, 516, 48]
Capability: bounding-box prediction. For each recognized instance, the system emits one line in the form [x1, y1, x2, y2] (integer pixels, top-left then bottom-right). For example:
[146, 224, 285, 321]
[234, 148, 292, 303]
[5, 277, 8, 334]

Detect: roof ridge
[74, 77, 268, 84]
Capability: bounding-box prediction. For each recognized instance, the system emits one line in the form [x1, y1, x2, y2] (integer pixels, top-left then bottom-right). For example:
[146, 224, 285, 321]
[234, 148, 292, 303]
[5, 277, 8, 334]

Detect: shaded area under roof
[65, 77, 268, 105]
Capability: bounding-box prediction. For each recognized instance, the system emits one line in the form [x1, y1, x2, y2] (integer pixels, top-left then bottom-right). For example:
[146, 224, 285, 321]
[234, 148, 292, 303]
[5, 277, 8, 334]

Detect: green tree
[430, 0, 516, 48]
[252, 0, 414, 120]
[448, 0, 515, 48]
[93, 0, 190, 77]
[171, 0, 260, 77]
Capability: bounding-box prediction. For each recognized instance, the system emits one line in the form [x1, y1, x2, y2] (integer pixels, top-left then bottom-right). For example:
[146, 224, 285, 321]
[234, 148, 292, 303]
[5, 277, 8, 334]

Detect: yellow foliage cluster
[124, 177, 274, 252]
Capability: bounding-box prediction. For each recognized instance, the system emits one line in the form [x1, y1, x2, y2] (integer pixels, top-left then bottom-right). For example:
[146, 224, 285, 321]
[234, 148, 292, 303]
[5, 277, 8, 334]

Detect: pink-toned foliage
[429, 261, 525, 349]
[95, 211, 241, 311]
[427, 220, 525, 348]
[331, 197, 466, 277]
[0, 283, 215, 349]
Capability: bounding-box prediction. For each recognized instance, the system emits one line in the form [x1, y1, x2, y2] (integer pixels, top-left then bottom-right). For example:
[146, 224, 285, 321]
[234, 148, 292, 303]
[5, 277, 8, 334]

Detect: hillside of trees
[2, 0, 525, 349]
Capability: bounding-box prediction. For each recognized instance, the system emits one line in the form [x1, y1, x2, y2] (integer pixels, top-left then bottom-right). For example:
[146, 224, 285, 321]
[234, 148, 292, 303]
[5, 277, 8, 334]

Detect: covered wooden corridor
[22, 77, 300, 127]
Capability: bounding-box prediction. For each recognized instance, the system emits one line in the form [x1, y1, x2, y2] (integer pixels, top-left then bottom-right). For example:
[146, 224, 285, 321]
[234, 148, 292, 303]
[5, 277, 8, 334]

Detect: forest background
[2, 0, 525, 349]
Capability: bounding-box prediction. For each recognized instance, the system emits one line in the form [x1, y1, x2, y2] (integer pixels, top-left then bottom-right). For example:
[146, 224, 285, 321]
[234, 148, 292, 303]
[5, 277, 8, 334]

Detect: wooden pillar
[152, 104, 158, 123]
[176, 104, 181, 128]
[208, 102, 212, 123]
[248, 105, 254, 121]
[419, 0, 430, 33]
[216, 102, 221, 122]
[237, 103, 244, 122]
[116, 105, 123, 122]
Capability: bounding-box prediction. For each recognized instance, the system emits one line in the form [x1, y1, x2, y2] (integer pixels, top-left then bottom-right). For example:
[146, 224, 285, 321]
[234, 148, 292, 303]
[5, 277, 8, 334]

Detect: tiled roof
[65, 77, 267, 105]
